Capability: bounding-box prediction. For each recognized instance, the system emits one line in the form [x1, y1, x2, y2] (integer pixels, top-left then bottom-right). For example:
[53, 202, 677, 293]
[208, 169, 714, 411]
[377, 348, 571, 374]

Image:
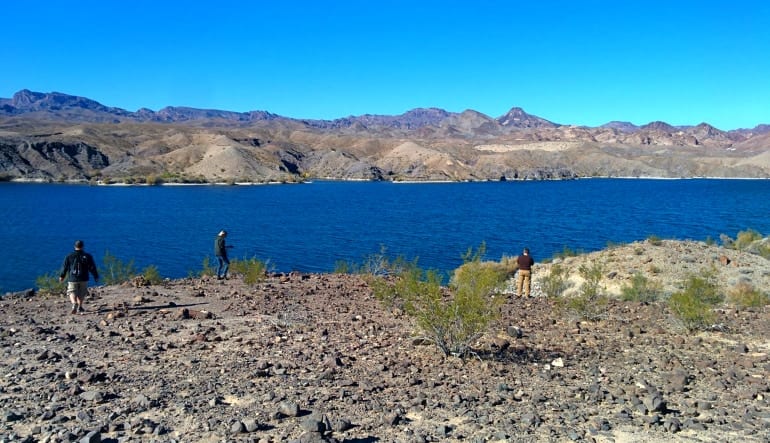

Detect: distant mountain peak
[497, 107, 557, 128]
[600, 121, 639, 133]
[640, 121, 677, 132]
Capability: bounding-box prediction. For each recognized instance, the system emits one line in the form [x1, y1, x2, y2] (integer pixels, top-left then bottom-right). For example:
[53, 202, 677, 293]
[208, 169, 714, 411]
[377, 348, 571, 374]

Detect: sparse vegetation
[646, 235, 663, 246]
[333, 260, 355, 274]
[727, 282, 769, 309]
[539, 263, 569, 298]
[733, 229, 762, 250]
[102, 250, 138, 285]
[141, 265, 163, 285]
[668, 268, 723, 332]
[558, 261, 608, 321]
[199, 256, 216, 277]
[552, 246, 583, 260]
[369, 244, 507, 358]
[359, 245, 415, 277]
[35, 271, 66, 296]
[620, 272, 662, 303]
[230, 257, 269, 285]
[145, 174, 163, 186]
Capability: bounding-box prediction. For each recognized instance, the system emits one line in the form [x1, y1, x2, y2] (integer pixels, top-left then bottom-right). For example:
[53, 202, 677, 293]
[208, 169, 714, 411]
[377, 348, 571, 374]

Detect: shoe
[71, 308, 77, 315]
[78, 307, 85, 314]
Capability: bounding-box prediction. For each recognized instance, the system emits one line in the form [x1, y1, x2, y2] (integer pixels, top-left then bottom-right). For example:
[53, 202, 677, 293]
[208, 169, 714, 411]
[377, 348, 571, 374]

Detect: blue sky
[2, 1, 769, 129]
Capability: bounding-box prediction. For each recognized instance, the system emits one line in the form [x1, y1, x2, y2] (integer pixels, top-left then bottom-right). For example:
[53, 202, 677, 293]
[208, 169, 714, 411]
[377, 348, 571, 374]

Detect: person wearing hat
[59, 240, 99, 314]
[214, 230, 233, 280]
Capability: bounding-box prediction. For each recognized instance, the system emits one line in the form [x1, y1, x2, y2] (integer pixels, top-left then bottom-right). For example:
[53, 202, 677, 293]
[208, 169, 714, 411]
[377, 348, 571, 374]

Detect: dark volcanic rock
[1, 243, 769, 442]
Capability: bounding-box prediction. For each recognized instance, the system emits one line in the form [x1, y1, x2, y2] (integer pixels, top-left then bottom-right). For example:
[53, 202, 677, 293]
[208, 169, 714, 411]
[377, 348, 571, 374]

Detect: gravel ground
[1, 239, 768, 442]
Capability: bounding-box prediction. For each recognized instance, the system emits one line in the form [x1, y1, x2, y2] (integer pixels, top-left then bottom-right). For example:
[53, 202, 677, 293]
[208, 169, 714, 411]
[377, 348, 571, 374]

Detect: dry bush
[727, 282, 770, 309]
[557, 261, 608, 321]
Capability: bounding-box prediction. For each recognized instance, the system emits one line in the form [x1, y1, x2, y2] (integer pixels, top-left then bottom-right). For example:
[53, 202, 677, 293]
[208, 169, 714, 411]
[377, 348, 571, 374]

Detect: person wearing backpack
[59, 240, 99, 314]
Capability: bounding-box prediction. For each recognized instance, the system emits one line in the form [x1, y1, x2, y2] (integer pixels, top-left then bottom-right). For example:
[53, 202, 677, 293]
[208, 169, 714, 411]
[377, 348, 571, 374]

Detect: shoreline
[5, 175, 770, 186]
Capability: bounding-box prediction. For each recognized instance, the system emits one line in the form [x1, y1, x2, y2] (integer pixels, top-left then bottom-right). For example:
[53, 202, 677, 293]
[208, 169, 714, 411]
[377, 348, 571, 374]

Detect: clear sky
[2, 0, 769, 130]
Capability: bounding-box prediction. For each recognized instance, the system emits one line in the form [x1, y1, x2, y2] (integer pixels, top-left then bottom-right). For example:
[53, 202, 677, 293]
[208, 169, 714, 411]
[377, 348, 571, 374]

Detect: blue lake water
[1, 179, 769, 292]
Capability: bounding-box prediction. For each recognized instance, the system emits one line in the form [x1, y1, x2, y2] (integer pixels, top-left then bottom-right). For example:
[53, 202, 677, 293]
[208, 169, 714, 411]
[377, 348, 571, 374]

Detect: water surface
[1, 179, 769, 292]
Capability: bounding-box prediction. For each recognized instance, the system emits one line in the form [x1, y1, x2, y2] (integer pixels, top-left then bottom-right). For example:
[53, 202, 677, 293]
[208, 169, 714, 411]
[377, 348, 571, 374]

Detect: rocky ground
[1, 240, 769, 443]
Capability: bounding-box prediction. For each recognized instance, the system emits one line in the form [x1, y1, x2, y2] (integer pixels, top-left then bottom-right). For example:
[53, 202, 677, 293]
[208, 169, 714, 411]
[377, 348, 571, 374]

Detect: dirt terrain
[1, 240, 769, 442]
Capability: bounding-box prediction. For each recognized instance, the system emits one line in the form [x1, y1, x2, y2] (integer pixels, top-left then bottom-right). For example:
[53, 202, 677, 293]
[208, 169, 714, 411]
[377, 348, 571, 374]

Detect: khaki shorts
[67, 281, 89, 299]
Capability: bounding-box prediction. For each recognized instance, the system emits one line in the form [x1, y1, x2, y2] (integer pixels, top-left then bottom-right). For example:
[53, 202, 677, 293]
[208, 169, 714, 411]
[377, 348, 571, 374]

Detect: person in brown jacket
[516, 247, 535, 297]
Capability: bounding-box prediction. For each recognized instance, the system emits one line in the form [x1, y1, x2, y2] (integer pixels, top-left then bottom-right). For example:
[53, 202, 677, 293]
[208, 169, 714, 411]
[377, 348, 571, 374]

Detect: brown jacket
[517, 254, 534, 271]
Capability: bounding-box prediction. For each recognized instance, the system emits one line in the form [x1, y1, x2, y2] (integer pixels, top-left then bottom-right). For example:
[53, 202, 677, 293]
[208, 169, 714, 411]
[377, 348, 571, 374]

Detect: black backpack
[71, 252, 89, 278]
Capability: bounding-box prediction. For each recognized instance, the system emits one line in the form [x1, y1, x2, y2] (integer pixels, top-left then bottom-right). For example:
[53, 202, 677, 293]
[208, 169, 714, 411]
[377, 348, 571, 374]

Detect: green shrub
[372, 245, 506, 358]
[734, 229, 763, 250]
[359, 245, 415, 277]
[142, 265, 163, 285]
[559, 261, 608, 321]
[36, 271, 66, 296]
[620, 273, 662, 303]
[727, 282, 770, 309]
[102, 250, 137, 285]
[334, 260, 355, 274]
[199, 256, 216, 277]
[759, 244, 770, 260]
[539, 263, 569, 299]
[668, 269, 723, 332]
[646, 235, 663, 246]
[553, 246, 583, 260]
[230, 257, 268, 285]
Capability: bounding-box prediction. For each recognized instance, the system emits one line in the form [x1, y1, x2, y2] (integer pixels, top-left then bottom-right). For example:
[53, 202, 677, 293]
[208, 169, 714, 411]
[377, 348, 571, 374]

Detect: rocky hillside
[1, 90, 770, 183]
[1, 240, 769, 442]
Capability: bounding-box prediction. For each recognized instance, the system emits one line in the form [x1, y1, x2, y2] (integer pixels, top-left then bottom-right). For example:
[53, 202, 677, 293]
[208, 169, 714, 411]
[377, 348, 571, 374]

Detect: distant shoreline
[4, 175, 770, 186]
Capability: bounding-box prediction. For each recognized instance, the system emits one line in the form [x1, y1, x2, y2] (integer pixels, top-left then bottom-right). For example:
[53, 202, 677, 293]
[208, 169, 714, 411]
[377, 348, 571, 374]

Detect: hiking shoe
[78, 307, 85, 314]
[71, 308, 77, 315]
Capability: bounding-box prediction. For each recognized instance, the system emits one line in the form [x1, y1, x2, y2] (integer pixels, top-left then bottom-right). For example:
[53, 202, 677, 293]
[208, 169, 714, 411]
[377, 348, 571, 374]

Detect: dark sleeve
[60, 255, 70, 279]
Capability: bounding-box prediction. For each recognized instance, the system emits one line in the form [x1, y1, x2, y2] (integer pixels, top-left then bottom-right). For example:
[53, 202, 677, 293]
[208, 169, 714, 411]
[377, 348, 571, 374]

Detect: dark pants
[217, 255, 229, 278]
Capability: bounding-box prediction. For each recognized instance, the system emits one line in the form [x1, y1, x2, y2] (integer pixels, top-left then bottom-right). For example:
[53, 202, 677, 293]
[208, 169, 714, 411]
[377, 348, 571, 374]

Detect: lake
[1, 179, 769, 293]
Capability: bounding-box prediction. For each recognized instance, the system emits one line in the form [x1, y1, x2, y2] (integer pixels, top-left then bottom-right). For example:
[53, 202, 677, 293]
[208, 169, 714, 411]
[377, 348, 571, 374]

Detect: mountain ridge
[4, 89, 769, 133]
[1, 89, 769, 183]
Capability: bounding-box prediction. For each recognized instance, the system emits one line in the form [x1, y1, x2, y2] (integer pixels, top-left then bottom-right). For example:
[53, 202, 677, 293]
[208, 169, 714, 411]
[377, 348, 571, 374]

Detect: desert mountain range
[1, 89, 769, 183]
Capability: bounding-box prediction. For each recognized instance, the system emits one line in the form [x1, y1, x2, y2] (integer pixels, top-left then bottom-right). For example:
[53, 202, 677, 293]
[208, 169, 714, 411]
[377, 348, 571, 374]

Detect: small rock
[278, 401, 300, 417]
[242, 417, 260, 432]
[300, 417, 325, 433]
[230, 420, 245, 434]
[80, 391, 104, 403]
[330, 418, 352, 432]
